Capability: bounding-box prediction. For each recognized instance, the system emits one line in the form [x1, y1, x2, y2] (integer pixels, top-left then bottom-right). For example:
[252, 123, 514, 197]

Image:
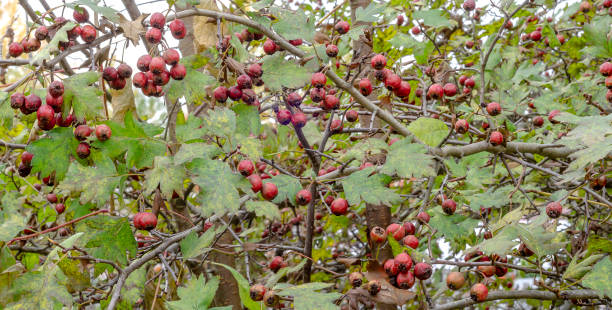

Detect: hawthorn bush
[0, 0, 611, 309]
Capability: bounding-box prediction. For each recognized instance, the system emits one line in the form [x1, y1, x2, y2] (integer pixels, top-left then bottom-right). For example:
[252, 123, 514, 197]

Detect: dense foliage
[0, 0, 611, 309]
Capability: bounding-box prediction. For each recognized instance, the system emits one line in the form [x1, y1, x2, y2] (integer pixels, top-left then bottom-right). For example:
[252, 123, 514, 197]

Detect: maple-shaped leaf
[268, 174, 301, 205]
[75, 215, 137, 266]
[165, 54, 217, 104]
[6, 270, 73, 309]
[428, 206, 478, 240]
[166, 276, 219, 310]
[278, 282, 342, 310]
[58, 156, 120, 205]
[474, 225, 519, 255]
[262, 54, 311, 91]
[62, 72, 104, 122]
[342, 167, 401, 206]
[26, 127, 79, 181]
[175, 116, 207, 143]
[201, 107, 236, 139]
[245, 201, 281, 220]
[563, 253, 605, 280]
[174, 142, 221, 165]
[144, 156, 186, 200]
[582, 258, 612, 298]
[31, 22, 76, 65]
[232, 104, 261, 136]
[93, 112, 166, 169]
[406, 117, 449, 147]
[381, 139, 435, 178]
[271, 7, 315, 41]
[339, 138, 388, 162]
[117, 13, 148, 45]
[0, 91, 12, 129]
[514, 221, 567, 258]
[189, 158, 243, 217]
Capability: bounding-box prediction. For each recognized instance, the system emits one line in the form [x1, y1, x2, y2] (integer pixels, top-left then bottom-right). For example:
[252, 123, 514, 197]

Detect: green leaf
[514, 222, 566, 258]
[355, 2, 385, 23]
[0, 91, 12, 129]
[58, 161, 120, 205]
[66, 0, 119, 23]
[271, 8, 315, 41]
[563, 254, 604, 280]
[31, 22, 76, 65]
[582, 258, 612, 298]
[7, 270, 73, 309]
[144, 156, 186, 200]
[475, 225, 519, 255]
[180, 226, 221, 259]
[582, 15, 612, 58]
[251, 0, 273, 10]
[407, 117, 449, 147]
[27, 127, 79, 181]
[175, 142, 221, 165]
[62, 72, 104, 122]
[202, 108, 236, 139]
[245, 200, 281, 220]
[268, 174, 302, 205]
[339, 138, 388, 162]
[262, 54, 311, 91]
[234, 134, 262, 160]
[381, 139, 435, 178]
[467, 187, 512, 211]
[165, 54, 217, 104]
[212, 263, 260, 310]
[413, 9, 453, 28]
[429, 207, 478, 240]
[232, 104, 261, 136]
[176, 116, 206, 143]
[230, 35, 248, 63]
[95, 112, 166, 169]
[342, 167, 401, 206]
[266, 259, 307, 288]
[277, 282, 342, 310]
[190, 158, 242, 217]
[75, 216, 137, 266]
[167, 276, 219, 310]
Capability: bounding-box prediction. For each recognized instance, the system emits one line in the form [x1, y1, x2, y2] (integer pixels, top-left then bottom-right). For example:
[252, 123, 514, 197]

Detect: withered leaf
[117, 13, 149, 46]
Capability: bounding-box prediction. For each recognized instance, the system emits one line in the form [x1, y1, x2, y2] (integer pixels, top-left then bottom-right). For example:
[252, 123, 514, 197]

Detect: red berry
[359, 78, 372, 96]
[371, 54, 387, 70]
[35, 26, 49, 41]
[213, 86, 229, 103]
[334, 20, 350, 34]
[56, 114, 74, 127]
[322, 95, 339, 110]
[414, 263, 432, 280]
[150, 13, 166, 29]
[103, 67, 119, 82]
[325, 44, 338, 57]
[417, 211, 430, 223]
[443, 83, 457, 97]
[427, 83, 444, 100]
[55, 203, 66, 214]
[96, 124, 112, 141]
[133, 72, 148, 88]
[170, 64, 186, 80]
[110, 78, 127, 90]
[442, 199, 457, 215]
[262, 183, 278, 200]
[489, 131, 504, 146]
[21, 152, 33, 165]
[163, 49, 180, 66]
[74, 125, 93, 141]
[73, 6, 89, 23]
[370, 226, 388, 243]
[291, 111, 307, 128]
[310, 87, 325, 102]
[463, 0, 476, 11]
[395, 252, 412, 272]
[24, 94, 42, 114]
[402, 235, 419, 249]
[76, 142, 90, 158]
[289, 38, 302, 46]
[10, 92, 25, 109]
[311, 72, 326, 88]
[277, 109, 291, 125]
[290, 190, 310, 207]
[248, 174, 263, 192]
[149, 56, 166, 74]
[458, 75, 467, 85]
[546, 201, 562, 218]
[331, 198, 349, 215]
[396, 271, 415, 289]
[238, 160, 254, 176]
[548, 109, 560, 123]
[37, 104, 55, 126]
[46, 193, 58, 203]
[146, 27, 162, 44]
[402, 222, 415, 235]
[530, 30, 542, 41]
[386, 223, 406, 241]
[384, 74, 402, 91]
[228, 86, 242, 101]
[532, 116, 544, 127]
[486, 102, 501, 116]
[411, 26, 421, 35]
[269, 256, 285, 272]
[8, 42, 23, 57]
[169, 19, 186, 39]
[47, 80, 64, 99]
[137, 55, 153, 72]
[600, 62, 612, 76]
[384, 259, 399, 276]
[454, 119, 469, 134]
[464, 77, 476, 88]
[470, 283, 488, 302]
[345, 109, 358, 122]
[134, 212, 158, 230]
[263, 39, 278, 55]
[446, 272, 465, 290]
[80, 25, 97, 43]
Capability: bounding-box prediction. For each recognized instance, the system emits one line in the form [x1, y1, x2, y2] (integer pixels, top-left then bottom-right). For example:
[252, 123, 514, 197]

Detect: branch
[432, 141, 574, 158]
[432, 289, 603, 310]
[0, 140, 26, 149]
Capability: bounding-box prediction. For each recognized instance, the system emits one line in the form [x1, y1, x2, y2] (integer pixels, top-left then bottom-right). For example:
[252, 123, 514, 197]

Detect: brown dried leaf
[365, 260, 416, 305]
[110, 78, 137, 122]
[336, 257, 360, 267]
[117, 13, 148, 46]
[313, 31, 331, 44]
[194, 0, 223, 53]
